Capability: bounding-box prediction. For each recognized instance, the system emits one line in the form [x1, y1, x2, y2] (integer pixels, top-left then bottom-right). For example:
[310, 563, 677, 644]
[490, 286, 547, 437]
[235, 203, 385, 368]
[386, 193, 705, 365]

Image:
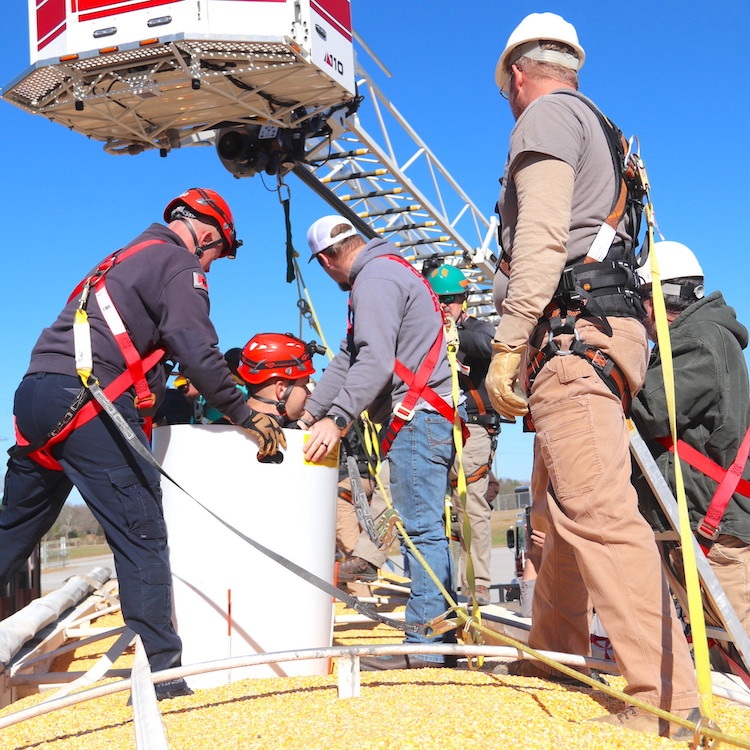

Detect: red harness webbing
[15, 348, 166, 471]
[18, 239, 168, 470]
[368, 254, 466, 454]
[656, 426, 750, 552]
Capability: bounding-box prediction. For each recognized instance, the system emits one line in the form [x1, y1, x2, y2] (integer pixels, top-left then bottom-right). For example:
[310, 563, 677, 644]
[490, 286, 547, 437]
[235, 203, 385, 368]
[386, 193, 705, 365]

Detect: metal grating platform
[2, 37, 355, 155]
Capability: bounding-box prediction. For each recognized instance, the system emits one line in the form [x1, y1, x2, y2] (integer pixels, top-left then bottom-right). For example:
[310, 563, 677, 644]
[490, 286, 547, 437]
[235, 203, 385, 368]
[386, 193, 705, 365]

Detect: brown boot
[588, 705, 701, 739]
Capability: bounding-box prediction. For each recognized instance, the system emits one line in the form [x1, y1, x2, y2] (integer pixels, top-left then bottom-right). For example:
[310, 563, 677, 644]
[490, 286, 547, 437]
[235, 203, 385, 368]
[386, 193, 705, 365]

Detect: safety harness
[358, 254, 466, 454]
[14, 240, 168, 470]
[498, 91, 649, 417]
[656, 427, 750, 553]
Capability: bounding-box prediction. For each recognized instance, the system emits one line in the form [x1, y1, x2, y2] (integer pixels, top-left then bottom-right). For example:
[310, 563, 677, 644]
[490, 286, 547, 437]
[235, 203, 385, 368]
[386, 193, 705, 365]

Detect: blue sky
[1, 1, 748, 486]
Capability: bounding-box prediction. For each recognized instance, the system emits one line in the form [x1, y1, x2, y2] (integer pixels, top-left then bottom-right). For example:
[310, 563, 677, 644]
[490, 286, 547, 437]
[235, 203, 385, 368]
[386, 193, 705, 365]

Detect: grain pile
[1, 604, 749, 749]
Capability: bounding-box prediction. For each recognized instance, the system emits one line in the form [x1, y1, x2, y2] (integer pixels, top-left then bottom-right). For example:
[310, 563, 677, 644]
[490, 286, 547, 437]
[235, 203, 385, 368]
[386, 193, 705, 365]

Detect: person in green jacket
[631, 240, 750, 637]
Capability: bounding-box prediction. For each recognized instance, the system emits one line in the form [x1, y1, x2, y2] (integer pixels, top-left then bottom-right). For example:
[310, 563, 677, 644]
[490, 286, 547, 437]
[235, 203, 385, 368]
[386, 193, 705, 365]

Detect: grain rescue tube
[153, 425, 338, 689]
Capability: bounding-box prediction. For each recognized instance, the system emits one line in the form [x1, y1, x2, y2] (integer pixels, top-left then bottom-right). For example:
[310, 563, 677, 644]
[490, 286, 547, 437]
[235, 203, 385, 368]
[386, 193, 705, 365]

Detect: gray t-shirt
[496, 90, 630, 303]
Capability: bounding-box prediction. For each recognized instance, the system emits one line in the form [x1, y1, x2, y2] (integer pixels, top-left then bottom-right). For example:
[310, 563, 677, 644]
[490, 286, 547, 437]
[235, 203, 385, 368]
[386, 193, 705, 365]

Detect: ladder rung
[376, 221, 437, 233]
[395, 236, 451, 248]
[321, 168, 389, 183]
[315, 148, 370, 161]
[409, 250, 463, 261]
[339, 187, 406, 201]
[358, 204, 420, 218]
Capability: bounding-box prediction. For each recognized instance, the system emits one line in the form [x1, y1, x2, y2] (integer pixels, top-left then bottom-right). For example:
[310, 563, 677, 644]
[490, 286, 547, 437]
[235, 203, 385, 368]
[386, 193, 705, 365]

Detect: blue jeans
[387, 410, 455, 661]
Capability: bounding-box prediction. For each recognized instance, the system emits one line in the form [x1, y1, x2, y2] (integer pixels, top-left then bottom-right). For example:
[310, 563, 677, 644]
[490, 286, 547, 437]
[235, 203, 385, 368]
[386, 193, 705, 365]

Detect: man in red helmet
[237, 332, 320, 426]
[0, 189, 284, 698]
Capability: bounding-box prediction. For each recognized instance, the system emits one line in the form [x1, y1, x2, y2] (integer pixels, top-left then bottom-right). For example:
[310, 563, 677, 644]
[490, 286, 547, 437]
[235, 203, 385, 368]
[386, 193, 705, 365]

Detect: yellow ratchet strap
[645, 199, 714, 721]
[444, 315, 484, 667]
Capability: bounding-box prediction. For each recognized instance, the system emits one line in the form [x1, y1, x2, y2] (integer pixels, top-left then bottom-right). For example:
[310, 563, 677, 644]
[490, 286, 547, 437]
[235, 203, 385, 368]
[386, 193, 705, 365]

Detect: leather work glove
[241, 411, 287, 458]
[485, 342, 529, 419]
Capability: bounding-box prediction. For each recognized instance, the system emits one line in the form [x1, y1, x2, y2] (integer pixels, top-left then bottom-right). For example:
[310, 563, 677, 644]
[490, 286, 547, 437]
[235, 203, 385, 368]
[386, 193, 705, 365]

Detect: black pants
[2, 372, 182, 672]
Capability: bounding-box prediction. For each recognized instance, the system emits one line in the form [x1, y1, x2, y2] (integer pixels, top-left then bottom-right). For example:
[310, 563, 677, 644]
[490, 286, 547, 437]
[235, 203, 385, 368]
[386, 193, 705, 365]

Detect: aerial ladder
[3, 0, 498, 319]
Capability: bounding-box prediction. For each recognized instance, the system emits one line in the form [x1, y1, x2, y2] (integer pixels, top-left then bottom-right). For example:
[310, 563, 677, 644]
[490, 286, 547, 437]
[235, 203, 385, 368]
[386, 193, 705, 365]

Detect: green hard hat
[427, 265, 469, 296]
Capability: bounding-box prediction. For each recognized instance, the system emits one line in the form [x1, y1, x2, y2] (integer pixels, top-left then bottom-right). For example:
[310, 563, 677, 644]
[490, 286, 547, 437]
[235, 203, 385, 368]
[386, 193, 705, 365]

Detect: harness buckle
[393, 401, 416, 422]
[696, 516, 721, 543]
[134, 393, 157, 416]
[546, 326, 581, 355]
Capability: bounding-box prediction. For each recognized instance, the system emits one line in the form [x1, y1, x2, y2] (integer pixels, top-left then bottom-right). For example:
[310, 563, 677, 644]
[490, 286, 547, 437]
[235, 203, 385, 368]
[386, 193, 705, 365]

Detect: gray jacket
[306, 238, 452, 425]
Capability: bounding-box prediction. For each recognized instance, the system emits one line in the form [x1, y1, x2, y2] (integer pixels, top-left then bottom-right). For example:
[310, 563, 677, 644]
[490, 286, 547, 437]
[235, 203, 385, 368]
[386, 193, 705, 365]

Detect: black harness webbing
[89, 381, 425, 636]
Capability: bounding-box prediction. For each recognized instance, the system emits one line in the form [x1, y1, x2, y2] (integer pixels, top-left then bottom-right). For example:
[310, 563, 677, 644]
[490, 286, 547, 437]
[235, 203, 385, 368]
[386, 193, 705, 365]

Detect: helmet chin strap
[250, 382, 295, 418]
[179, 217, 224, 259]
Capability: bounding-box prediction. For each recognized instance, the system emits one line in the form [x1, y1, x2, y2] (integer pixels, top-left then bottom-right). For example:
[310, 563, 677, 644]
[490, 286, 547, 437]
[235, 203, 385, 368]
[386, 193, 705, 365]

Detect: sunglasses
[439, 294, 463, 305]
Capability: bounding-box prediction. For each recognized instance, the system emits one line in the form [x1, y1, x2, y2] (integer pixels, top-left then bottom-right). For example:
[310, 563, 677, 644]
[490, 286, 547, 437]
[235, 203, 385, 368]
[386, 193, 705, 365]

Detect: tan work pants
[452, 423, 494, 588]
[528, 317, 697, 711]
[336, 463, 391, 568]
[708, 534, 750, 638]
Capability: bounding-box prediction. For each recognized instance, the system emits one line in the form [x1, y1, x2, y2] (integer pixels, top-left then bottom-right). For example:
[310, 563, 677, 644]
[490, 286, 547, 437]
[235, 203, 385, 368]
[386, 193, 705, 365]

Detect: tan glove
[485, 342, 529, 419]
[241, 411, 287, 458]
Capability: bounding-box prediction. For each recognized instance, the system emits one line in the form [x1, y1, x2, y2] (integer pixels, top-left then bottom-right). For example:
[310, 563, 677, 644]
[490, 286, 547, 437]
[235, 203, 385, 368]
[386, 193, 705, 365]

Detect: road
[41, 554, 115, 595]
[39, 547, 517, 598]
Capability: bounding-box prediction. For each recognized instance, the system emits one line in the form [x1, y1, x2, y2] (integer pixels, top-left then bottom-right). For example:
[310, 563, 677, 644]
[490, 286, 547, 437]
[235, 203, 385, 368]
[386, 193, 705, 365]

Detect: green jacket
[631, 291, 750, 543]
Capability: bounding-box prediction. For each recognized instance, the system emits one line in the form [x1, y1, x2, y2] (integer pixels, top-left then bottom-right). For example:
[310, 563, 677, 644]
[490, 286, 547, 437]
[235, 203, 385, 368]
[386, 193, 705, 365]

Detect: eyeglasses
[500, 67, 514, 101]
[439, 294, 462, 305]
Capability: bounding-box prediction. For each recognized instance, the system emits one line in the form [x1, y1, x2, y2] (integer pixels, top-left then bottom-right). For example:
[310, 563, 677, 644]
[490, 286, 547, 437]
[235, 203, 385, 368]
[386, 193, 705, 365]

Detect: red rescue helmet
[164, 187, 242, 258]
[238, 333, 319, 385]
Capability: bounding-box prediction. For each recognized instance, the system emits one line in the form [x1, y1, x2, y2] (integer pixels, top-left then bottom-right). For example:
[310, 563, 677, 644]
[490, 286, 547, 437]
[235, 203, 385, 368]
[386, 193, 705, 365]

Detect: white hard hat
[495, 12, 585, 93]
[638, 241, 704, 286]
[306, 215, 358, 261]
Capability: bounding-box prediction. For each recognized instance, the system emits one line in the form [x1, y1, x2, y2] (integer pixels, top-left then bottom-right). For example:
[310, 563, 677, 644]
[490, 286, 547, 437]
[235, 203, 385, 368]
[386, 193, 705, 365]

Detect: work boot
[588, 705, 701, 740]
[473, 585, 491, 606]
[494, 659, 607, 688]
[360, 653, 457, 670]
[155, 678, 194, 701]
[127, 677, 193, 705]
[338, 556, 378, 582]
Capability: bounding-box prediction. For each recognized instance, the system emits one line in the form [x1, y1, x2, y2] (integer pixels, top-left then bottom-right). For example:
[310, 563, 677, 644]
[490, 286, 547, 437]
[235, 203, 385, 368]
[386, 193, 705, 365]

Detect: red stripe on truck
[78, 0, 177, 21]
[36, 0, 66, 48]
[311, 0, 352, 41]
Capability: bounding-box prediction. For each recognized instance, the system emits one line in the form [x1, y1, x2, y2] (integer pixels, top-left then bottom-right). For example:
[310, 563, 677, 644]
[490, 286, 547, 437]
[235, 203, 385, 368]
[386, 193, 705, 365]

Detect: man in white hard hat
[300, 215, 459, 669]
[485, 13, 698, 737]
[632, 241, 750, 639]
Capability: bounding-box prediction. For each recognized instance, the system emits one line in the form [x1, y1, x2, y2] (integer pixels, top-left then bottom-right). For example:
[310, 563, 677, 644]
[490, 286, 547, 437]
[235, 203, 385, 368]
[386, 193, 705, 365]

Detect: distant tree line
[44, 503, 103, 542]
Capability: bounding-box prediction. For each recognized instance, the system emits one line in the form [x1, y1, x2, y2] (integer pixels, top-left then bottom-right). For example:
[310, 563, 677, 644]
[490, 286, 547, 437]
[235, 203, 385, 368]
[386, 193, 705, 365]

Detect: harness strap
[656, 428, 750, 551]
[15, 348, 166, 471]
[366, 254, 464, 455]
[381, 329, 445, 454]
[69, 239, 167, 438]
[94, 284, 156, 420]
[450, 462, 489, 488]
[526, 337, 631, 414]
[68, 240, 165, 304]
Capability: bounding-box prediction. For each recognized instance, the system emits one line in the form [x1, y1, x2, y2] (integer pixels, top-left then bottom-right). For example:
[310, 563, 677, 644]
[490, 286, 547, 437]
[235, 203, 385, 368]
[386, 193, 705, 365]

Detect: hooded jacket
[631, 291, 750, 543]
[306, 238, 452, 425]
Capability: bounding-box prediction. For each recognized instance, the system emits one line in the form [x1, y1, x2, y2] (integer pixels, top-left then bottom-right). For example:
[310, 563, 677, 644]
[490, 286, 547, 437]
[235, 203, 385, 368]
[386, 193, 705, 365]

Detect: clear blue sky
[1, 1, 748, 485]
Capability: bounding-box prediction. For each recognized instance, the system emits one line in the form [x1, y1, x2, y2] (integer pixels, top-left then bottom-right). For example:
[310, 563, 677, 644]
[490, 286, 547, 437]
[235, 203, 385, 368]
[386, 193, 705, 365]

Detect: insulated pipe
[0, 567, 112, 670]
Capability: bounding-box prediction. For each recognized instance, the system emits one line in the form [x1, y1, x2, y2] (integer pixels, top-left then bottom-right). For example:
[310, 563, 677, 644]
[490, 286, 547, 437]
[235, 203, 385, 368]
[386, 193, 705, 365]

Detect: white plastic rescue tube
[153, 425, 338, 689]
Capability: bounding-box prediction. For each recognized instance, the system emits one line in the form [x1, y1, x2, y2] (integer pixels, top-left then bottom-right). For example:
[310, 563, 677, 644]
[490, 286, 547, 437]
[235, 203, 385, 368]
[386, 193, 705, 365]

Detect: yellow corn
[0, 603, 747, 749]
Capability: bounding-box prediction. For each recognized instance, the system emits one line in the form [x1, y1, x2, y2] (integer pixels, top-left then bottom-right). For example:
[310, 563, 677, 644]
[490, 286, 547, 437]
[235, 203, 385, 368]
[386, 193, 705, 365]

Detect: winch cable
[638, 149, 715, 726]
